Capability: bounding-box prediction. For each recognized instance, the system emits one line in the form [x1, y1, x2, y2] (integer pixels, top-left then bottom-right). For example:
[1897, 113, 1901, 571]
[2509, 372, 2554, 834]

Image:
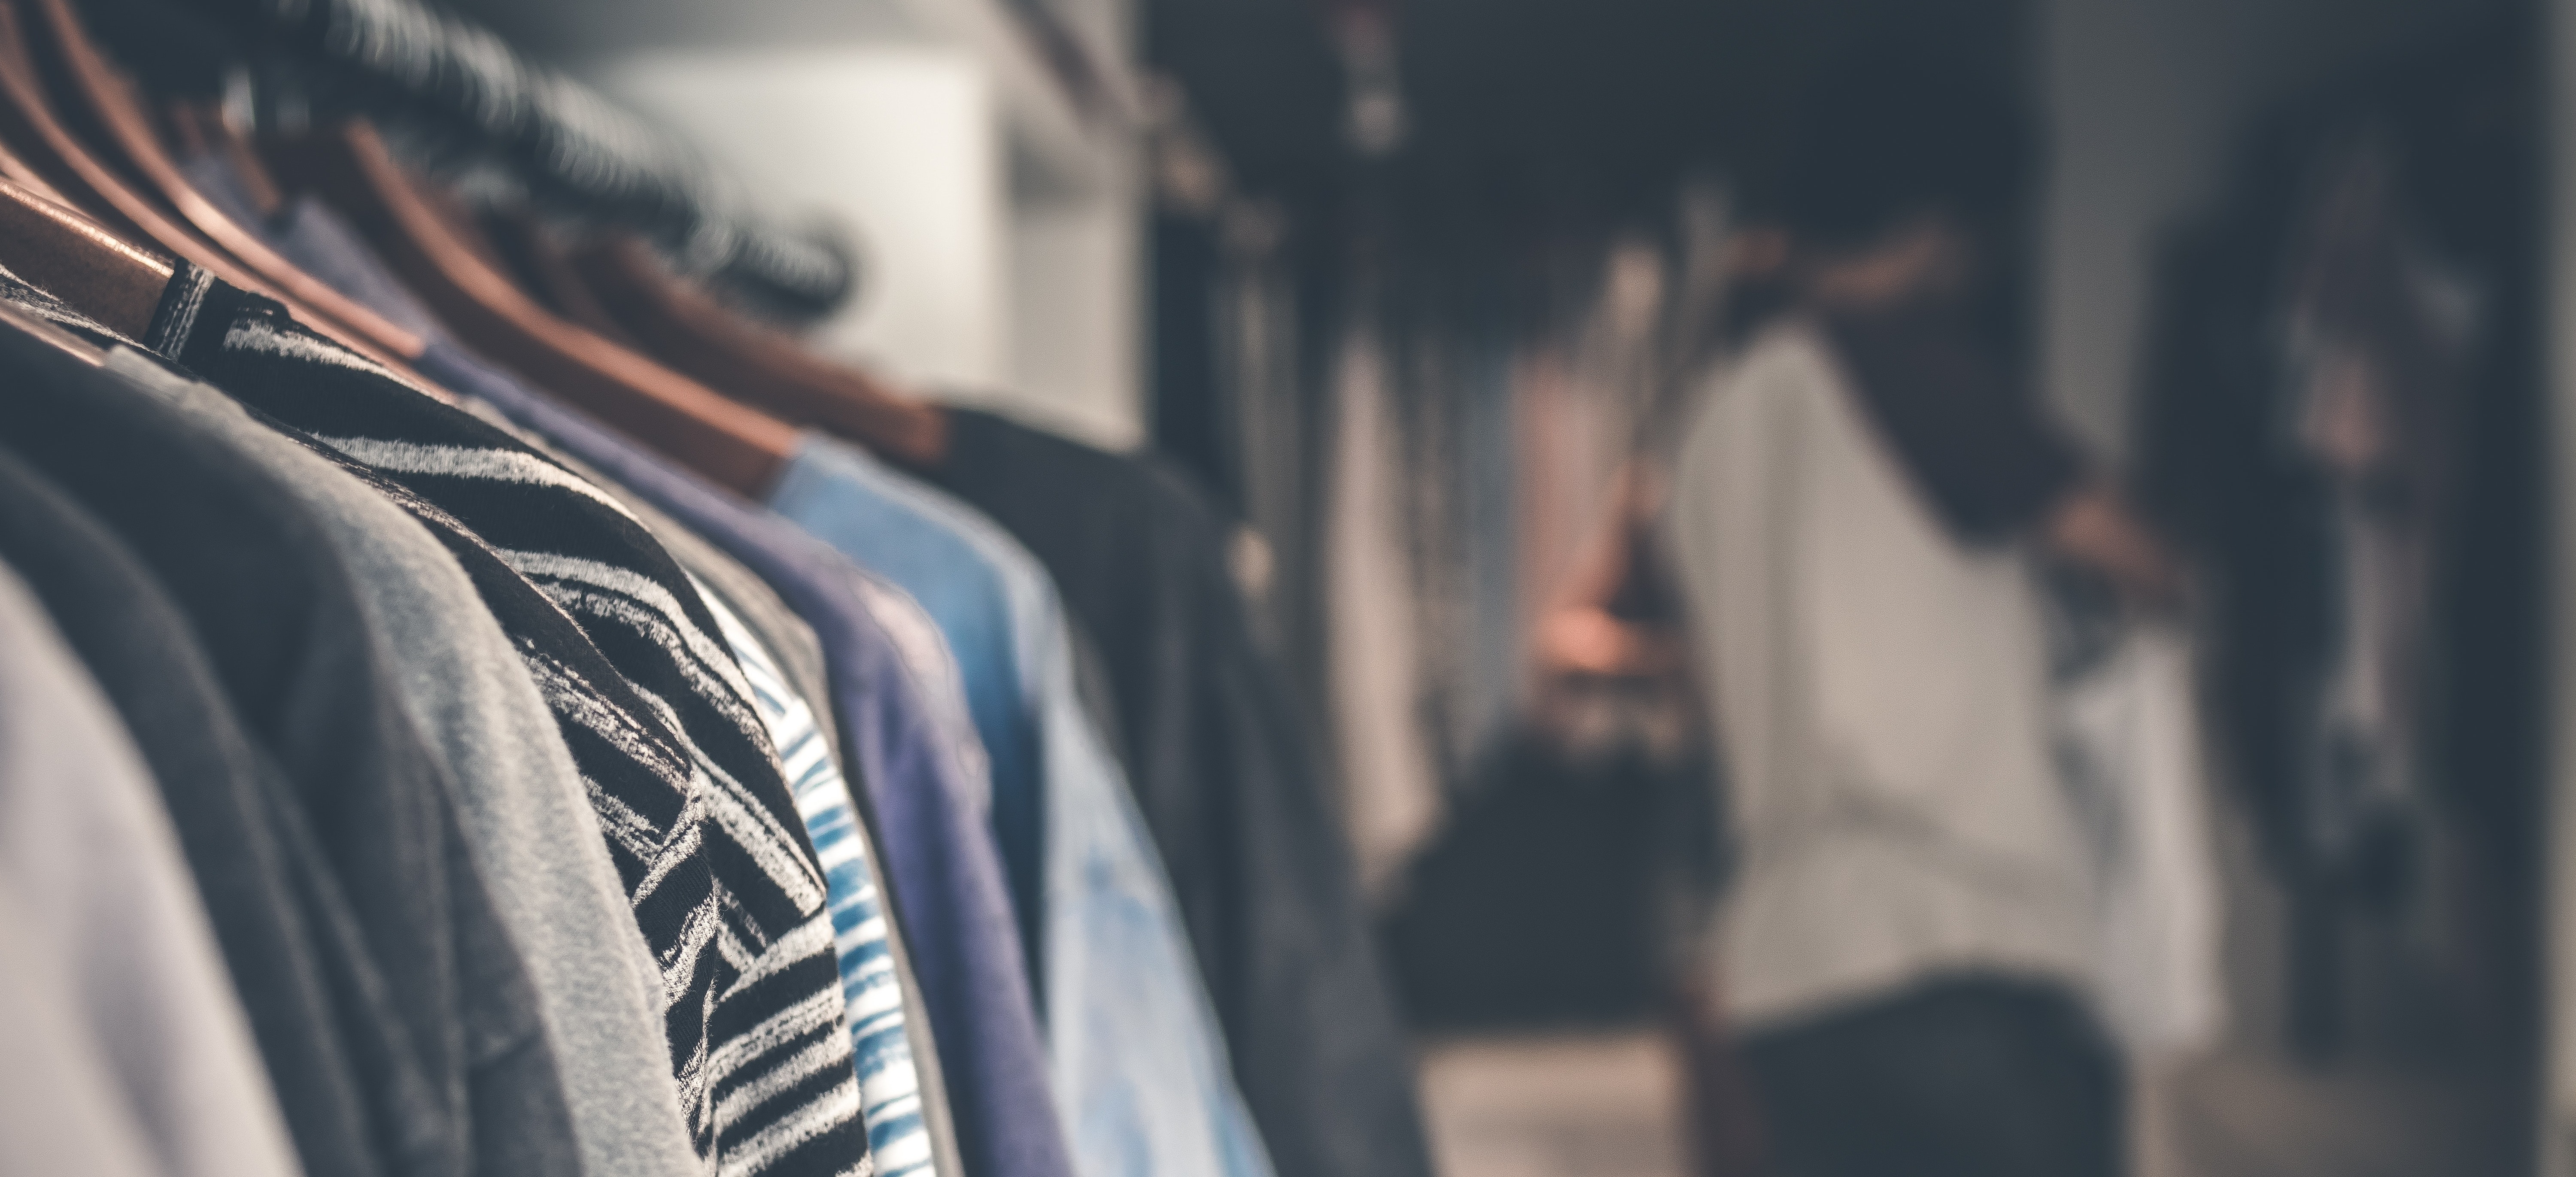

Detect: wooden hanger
[0, 170, 168, 336]
[17, 0, 420, 358]
[268, 121, 798, 496]
[0, 1, 173, 251]
[0, 116, 59, 197]
[571, 235, 948, 468]
[0, 0, 420, 368]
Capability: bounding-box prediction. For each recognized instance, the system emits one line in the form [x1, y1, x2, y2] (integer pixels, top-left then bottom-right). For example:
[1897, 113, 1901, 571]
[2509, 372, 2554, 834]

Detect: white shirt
[1662, 320, 2098, 1031]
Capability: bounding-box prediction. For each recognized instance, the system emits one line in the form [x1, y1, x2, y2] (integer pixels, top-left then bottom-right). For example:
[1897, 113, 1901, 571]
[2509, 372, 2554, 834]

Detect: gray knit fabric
[106, 350, 702, 1177]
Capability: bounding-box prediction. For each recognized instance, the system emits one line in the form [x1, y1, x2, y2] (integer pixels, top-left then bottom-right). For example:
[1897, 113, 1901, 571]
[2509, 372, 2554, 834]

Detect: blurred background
[88, 0, 2573, 1170]
[438, 0, 2549, 1172]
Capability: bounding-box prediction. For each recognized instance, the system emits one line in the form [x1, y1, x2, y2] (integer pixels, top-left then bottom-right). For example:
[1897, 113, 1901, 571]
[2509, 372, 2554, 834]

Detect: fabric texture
[1740, 978, 2121, 1177]
[0, 555, 305, 1177]
[533, 437, 955, 1177]
[772, 434, 1277, 1177]
[0, 419, 377, 1177]
[138, 268, 869, 1177]
[640, 481, 850, 771]
[204, 169, 968, 1177]
[0, 284, 578, 1177]
[706, 584, 938, 1177]
[422, 343, 1062, 1177]
[928, 406, 1431, 1177]
[1660, 321, 2096, 1030]
[0, 879, 161, 1177]
[202, 160, 1028, 1177]
[112, 349, 699, 1177]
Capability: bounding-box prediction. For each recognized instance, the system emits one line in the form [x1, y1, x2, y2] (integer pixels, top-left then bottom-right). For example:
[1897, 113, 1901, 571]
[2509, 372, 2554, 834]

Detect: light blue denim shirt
[769, 434, 1277, 1177]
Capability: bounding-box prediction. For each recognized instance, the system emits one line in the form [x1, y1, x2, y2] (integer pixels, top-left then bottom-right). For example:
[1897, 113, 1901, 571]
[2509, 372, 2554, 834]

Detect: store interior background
[445, 0, 2569, 1171]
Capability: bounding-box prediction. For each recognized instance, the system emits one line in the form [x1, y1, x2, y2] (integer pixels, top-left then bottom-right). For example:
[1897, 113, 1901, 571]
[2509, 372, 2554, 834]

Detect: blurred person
[1656, 50, 2181, 1177]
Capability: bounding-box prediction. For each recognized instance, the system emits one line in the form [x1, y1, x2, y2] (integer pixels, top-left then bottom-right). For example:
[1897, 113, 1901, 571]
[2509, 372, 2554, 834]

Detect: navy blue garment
[766, 438, 1042, 992]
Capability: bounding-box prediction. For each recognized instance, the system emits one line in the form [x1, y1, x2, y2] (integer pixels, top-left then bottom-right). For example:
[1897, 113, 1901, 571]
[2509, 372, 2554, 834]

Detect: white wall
[580, 48, 1013, 393]
[999, 182, 1145, 447]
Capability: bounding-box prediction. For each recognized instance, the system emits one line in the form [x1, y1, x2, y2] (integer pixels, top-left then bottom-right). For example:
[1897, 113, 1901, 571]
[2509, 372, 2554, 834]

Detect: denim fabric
[770, 436, 1277, 1177]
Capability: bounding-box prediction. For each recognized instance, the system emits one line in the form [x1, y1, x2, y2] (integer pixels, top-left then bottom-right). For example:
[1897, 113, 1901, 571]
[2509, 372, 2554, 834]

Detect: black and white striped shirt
[147, 269, 873, 1177]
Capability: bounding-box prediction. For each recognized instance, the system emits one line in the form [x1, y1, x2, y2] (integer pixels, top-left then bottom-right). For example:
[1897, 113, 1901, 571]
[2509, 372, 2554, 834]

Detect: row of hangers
[0, 0, 948, 495]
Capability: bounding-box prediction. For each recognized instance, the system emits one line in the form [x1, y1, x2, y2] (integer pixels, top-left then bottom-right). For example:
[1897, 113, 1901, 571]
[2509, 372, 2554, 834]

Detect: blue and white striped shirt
[702, 582, 938, 1177]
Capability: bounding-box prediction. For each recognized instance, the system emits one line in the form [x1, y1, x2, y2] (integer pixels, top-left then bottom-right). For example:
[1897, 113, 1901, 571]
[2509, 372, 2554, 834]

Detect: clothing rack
[0, 0, 1435, 1175]
[178, 0, 860, 322]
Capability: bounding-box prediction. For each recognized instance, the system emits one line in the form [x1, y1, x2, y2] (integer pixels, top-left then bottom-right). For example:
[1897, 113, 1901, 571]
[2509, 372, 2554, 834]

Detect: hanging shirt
[642, 484, 849, 771]
[705, 581, 939, 1177]
[0, 557, 304, 1177]
[771, 434, 1278, 1177]
[431, 349, 1060, 1177]
[0, 284, 580, 1177]
[767, 435, 1043, 991]
[928, 408, 1434, 1177]
[528, 439, 962, 1177]
[190, 150, 1043, 1177]
[110, 352, 701, 1177]
[131, 268, 870, 1177]
[0, 432, 379, 1177]
[189, 159, 978, 1177]
[1661, 319, 2098, 1031]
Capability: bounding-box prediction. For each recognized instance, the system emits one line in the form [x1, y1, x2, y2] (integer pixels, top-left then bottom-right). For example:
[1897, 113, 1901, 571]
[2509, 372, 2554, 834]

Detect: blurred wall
[2552, 0, 2576, 1165]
